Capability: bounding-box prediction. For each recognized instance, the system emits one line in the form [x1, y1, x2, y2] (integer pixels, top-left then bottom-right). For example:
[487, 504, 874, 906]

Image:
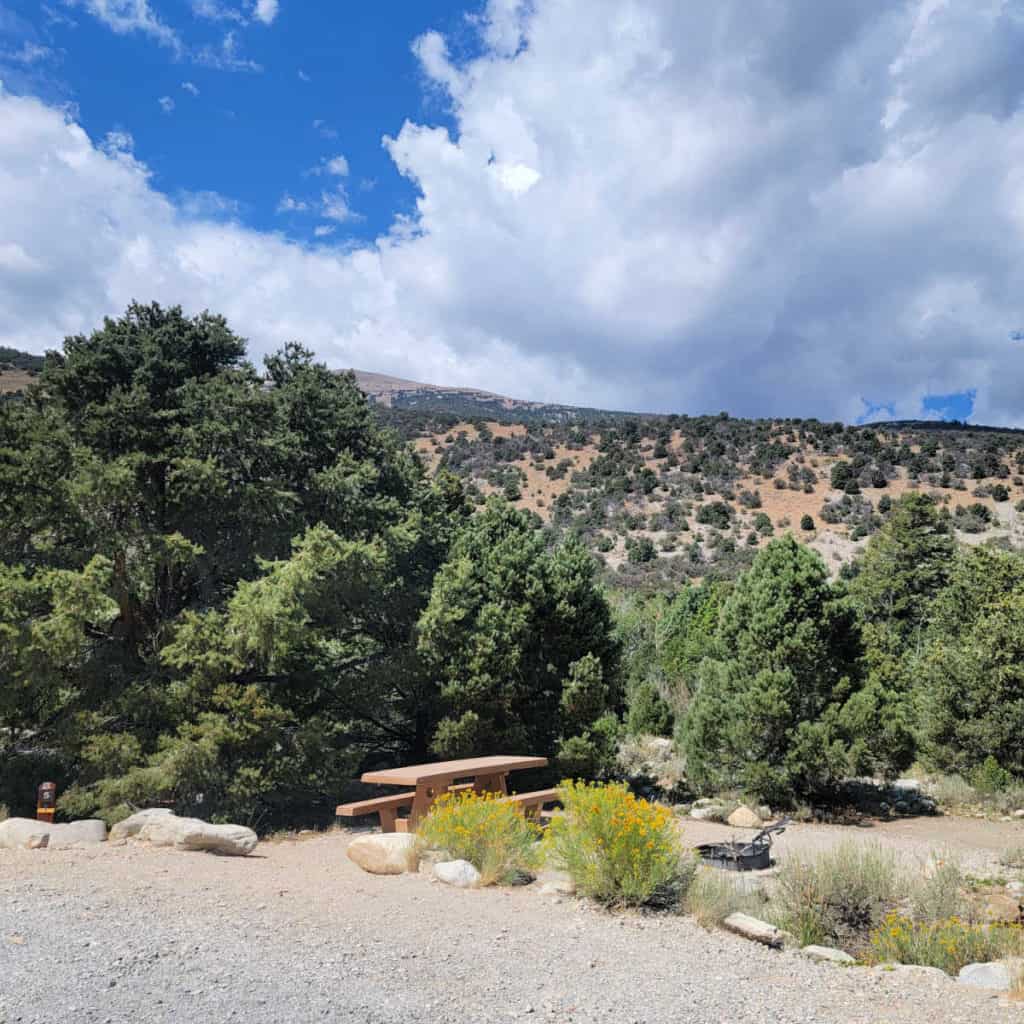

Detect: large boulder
[726, 805, 762, 829]
[46, 820, 107, 848]
[800, 945, 855, 964]
[434, 859, 481, 888]
[346, 833, 418, 875]
[957, 961, 1015, 990]
[0, 819, 51, 850]
[109, 808, 174, 841]
[138, 816, 258, 856]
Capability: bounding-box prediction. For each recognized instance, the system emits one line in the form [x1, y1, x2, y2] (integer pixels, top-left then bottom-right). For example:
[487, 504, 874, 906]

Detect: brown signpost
[36, 781, 57, 824]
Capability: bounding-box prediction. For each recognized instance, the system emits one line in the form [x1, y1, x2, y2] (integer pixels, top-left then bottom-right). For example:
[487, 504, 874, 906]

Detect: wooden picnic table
[337, 754, 550, 833]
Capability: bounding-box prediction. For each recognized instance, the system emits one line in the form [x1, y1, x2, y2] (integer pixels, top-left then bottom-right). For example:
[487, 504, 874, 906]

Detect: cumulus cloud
[253, 0, 279, 26]
[276, 194, 308, 213]
[195, 30, 261, 72]
[3, 0, 1024, 424]
[157, 95, 174, 113]
[181, 80, 200, 95]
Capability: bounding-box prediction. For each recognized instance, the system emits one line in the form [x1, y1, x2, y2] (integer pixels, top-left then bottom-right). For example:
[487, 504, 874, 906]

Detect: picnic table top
[360, 755, 548, 787]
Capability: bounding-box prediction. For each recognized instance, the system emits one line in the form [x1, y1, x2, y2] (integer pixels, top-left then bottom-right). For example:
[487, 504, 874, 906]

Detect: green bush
[418, 790, 540, 885]
[970, 755, 1014, 794]
[543, 780, 693, 907]
[800, 514, 814, 531]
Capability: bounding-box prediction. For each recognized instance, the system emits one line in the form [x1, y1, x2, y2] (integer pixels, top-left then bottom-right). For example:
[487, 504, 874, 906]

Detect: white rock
[801, 945, 855, 964]
[346, 833, 418, 875]
[692, 798, 718, 808]
[46, 820, 107, 848]
[138, 816, 257, 856]
[109, 808, 174, 841]
[0, 819, 51, 850]
[957, 961, 1013, 990]
[726, 805, 762, 829]
[689, 806, 723, 820]
[892, 779, 921, 793]
[874, 964, 950, 982]
[434, 859, 481, 888]
[723, 912, 790, 949]
[1012, 809, 1024, 819]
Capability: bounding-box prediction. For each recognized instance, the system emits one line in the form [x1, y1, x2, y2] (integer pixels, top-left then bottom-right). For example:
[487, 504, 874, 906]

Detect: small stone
[347, 834, 418, 875]
[1013, 809, 1024, 819]
[434, 859, 481, 888]
[958, 961, 1013, 990]
[536, 871, 576, 896]
[801, 945, 855, 964]
[726, 805, 762, 829]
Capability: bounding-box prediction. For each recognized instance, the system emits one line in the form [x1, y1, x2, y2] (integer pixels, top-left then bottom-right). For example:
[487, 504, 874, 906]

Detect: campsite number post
[36, 782, 57, 824]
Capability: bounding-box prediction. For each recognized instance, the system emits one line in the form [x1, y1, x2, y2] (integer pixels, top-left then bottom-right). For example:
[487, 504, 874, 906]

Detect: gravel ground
[2, 827, 1023, 1024]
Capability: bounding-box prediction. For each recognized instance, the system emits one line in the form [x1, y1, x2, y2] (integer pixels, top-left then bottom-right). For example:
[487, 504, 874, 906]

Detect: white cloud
[321, 189, 357, 223]
[297, 69, 310, 82]
[314, 224, 336, 238]
[3, 42, 55, 65]
[253, 0, 279, 26]
[196, 30, 262, 72]
[276, 194, 308, 213]
[68, 0, 182, 53]
[312, 119, 338, 140]
[5, 1, 1024, 425]
[181, 81, 200, 96]
[157, 95, 175, 114]
[325, 155, 349, 177]
[190, 0, 245, 22]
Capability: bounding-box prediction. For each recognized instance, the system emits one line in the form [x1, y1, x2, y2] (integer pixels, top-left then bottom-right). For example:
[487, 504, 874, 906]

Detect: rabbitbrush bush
[869, 914, 1024, 975]
[417, 790, 540, 885]
[543, 780, 693, 907]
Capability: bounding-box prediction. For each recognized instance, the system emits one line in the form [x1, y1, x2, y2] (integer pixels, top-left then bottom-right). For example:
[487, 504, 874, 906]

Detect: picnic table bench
[337, 755, 559, 833]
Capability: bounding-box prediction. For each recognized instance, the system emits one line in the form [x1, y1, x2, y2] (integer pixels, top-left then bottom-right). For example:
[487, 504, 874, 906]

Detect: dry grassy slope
[413, 420, 1024, 573]
[0, 369, 36, 395]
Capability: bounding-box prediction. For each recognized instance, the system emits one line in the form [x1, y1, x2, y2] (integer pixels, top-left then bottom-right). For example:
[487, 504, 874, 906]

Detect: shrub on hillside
[800, 514, 814, 531]
[543, 780, 694, 907]
[418, 790, 540, 885]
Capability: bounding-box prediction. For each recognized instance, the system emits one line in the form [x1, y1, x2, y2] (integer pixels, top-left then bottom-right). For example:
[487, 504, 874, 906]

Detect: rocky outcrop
[346, 833, 418, 875]
[957, 961, 1016, 990]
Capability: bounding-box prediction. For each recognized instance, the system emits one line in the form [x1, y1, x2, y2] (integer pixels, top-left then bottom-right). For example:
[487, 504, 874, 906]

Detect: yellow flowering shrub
[417, 790, 540, 885]
[542, 780, 692, 907]
[869, 912, 1024, 975]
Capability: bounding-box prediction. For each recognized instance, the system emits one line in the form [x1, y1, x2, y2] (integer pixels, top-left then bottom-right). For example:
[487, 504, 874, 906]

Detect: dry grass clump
[684, 868, 765, 928]
[769, 842, 906, 950]
[910, 857, 971, 923]
[0, 804, 8, 823]
[925, 771, 1024, 817]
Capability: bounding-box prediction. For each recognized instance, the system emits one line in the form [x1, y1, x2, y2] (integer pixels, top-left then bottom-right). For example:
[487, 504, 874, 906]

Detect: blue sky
[2, 1, 478, 241]
[1, 1, 1023, 425]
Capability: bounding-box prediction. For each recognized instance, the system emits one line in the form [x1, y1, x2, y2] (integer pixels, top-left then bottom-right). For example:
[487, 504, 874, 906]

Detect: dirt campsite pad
[2, 816, 1023, 1024]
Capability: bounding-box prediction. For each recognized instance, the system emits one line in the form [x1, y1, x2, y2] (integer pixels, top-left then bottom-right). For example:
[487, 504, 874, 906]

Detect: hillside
[374, 401, 1024, 586]
[0, 346, 43, 396]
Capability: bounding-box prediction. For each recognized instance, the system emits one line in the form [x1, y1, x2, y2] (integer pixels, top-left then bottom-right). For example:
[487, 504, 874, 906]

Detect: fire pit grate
[695, 817, 790, 871]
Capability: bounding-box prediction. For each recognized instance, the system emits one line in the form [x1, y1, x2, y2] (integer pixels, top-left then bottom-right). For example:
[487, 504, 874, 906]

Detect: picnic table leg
[378, 806, 398, 833]
[473, 773, 509, 796]
[408, 781, 442, 832]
